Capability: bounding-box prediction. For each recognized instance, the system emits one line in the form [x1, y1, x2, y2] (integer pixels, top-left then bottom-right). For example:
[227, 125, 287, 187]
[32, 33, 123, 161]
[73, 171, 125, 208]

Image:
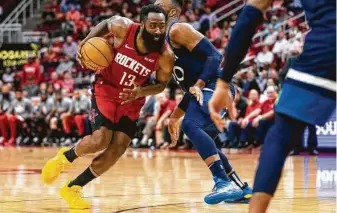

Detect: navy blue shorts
[275, 82, 335, 126]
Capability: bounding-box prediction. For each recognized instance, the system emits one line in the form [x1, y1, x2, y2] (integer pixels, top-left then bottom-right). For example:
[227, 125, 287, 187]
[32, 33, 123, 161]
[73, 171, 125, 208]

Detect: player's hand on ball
[209, 80, 235, 132]
[120, 82, 142, 105]
[168, 118, 181, 148]
[189, 85, 203, 106]
[76, 41, 86, 68]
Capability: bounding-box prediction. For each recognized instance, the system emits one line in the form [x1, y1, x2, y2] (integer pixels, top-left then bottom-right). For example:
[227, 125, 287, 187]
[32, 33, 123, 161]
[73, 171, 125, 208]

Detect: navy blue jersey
[166, 21, 221, 92]
[287, 0, 336, 98]
[276, 0, 336, 125]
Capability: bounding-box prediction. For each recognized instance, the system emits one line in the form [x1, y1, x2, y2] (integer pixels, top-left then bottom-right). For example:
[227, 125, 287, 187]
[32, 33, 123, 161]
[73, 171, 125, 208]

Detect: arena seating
[0, 0, 312, 153]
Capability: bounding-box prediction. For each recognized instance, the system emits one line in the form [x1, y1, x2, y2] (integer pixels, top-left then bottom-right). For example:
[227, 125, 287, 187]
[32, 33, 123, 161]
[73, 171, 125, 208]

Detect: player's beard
[141, 28, 165, 53]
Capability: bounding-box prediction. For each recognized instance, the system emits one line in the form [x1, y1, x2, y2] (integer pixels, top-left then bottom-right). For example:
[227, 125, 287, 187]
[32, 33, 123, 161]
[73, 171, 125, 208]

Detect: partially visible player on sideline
[155, 0, 252, 204]
[208, 0, 336, 212]
[41, 5, 174, 209]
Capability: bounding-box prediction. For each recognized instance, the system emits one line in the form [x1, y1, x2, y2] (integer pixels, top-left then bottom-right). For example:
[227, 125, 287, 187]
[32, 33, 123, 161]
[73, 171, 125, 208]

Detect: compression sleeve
[221, 5, 264, 82]
[191, 37, 222, 83]
[178, 93, 191, 112]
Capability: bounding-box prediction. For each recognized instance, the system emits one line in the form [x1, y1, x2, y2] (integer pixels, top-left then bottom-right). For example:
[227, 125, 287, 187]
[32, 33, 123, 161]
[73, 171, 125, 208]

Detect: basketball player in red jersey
[41, 5, 174, 209]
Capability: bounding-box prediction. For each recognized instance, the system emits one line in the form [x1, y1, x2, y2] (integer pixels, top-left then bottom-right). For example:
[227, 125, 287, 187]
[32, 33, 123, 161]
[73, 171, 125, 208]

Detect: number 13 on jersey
[120, 72, 136, 86]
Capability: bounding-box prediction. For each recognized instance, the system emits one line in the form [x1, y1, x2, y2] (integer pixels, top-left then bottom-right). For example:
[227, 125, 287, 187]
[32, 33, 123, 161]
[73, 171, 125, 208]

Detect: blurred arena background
[0, 1, 335, 213]
[0, 0, 335, 151]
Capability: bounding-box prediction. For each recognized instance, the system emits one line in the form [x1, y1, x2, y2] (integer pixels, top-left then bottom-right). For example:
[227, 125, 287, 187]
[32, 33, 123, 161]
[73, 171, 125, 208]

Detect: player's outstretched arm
[169, 23, 222, 104]
[221, 0, 272, 82]
[209, 0, 272, 130]
[168, 93, 189, 147]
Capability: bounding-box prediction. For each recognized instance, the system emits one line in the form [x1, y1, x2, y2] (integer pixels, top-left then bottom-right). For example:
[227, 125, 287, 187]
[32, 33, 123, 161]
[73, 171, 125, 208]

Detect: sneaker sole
[204, 192, 243, 205]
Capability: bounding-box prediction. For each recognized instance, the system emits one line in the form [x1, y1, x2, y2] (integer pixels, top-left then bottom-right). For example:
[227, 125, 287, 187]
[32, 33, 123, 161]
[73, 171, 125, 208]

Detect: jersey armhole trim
[166, 21, 178, 49]
[115, 23, 134, 50]
[154, 54, 160, 71]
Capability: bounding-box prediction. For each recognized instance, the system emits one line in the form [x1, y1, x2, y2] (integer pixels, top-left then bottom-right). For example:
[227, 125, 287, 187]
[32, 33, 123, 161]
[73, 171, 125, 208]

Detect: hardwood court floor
[0, 147, 335, 213]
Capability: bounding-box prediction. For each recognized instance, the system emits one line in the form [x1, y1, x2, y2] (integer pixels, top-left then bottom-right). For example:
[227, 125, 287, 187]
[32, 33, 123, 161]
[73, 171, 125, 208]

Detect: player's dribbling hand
[208, 80, 235, 132]
[189, 85, 203, 106]
[120, 82, 142, 105]
[76, 41, 87, 69]
[168, 118, 181, 148]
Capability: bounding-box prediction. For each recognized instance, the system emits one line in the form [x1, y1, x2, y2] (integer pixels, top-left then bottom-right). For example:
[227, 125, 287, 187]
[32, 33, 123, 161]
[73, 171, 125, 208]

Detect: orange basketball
[81, 37, 114, 71]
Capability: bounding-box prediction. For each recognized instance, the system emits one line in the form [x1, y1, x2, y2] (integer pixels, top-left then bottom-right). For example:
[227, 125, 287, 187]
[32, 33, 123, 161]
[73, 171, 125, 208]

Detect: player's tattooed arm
[77, 16, 132, 67]
[80, 16, 132, 45]
[106, 16, 134, 47]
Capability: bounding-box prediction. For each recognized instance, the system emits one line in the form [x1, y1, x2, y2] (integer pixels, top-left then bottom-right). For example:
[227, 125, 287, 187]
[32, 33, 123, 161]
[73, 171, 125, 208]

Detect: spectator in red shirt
[139, 90, 175, 149]
[240, 89, 261, 126]
[155, 92, 177, 149]
[75, 14, 89, 34]
[61, 71, 75, 93]
[237, 89, 261, 150]
[224, 89, 261, 151]
[66, 5, 80, 22]
[21, 56, 42, 86]
[0, 85, 15, 145]
[49, 72, 62, 89]
[223, 86, 248, 149]
[251, 86, 277, 147]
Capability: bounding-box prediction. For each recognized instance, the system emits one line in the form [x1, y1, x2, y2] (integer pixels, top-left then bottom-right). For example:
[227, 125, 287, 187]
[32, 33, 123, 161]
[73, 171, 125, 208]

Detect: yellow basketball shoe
[59, 181, 90, 209]
[41, 147, 72, 184]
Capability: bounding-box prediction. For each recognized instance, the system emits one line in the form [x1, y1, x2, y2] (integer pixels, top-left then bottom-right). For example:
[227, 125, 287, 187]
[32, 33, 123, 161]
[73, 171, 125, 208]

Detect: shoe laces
[212, 180, 237, 193]
[72, 187, 83, 198]
[212, 180, 226, 192]
[55, 157, 67, 171]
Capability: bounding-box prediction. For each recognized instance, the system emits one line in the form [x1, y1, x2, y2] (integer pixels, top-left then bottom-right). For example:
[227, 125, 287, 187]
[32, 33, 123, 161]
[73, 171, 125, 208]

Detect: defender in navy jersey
[155, 0, 252, 204]
[208, 0, 336, 212]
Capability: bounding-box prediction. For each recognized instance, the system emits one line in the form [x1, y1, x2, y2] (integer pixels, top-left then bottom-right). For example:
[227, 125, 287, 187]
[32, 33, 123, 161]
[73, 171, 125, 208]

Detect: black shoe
[222, 140, 232, 149]
[309, 149, 319, 156]
[156, 142, 169, 149]
[42, 138, 52, 146]
[177, 143, 190, 150]
[252, 140, 261, 148]
[238, 141, 250, 149]
[290, 150, 300, 156]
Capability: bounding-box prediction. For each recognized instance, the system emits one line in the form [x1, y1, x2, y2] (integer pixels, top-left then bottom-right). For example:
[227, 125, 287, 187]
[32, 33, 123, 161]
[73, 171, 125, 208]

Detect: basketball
[81, 37, 114, 71]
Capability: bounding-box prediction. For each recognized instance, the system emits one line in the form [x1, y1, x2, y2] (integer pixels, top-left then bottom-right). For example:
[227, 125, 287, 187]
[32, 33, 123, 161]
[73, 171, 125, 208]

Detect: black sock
[68, 167, 97, 187]
[48, 129, 56, 138]
[228, 171, 246, 190]
[64, 147, 78, 163]
[48, 129, 57, 143]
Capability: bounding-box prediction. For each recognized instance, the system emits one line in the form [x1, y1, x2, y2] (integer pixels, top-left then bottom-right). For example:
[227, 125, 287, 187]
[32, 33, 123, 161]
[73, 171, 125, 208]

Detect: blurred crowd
[0, 0, 317, 153]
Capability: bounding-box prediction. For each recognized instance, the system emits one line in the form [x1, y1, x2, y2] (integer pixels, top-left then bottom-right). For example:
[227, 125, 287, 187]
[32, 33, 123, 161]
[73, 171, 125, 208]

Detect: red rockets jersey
[94, 23, 166, 103]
